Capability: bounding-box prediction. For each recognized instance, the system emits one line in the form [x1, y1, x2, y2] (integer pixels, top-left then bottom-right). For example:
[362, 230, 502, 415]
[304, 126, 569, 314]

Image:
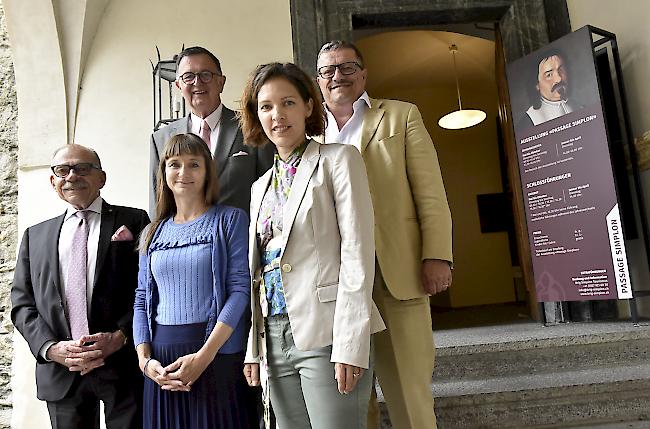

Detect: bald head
[50, 144, 106, 210]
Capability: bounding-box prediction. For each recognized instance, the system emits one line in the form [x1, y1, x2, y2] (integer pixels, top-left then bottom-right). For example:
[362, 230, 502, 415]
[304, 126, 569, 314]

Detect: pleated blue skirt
[143, 323, 251, 429]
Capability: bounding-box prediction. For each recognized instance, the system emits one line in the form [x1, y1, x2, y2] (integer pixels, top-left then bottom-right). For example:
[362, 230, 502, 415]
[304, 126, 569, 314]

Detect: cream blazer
[358, 98, 453, 300]
[245, 140, 385, 369]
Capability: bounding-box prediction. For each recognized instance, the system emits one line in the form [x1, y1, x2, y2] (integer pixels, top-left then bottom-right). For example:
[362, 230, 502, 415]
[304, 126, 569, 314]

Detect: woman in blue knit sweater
[133, 133, 252, 428]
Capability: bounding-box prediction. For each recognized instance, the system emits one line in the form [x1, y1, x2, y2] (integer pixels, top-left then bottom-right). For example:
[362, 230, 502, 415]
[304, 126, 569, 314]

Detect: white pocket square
[232, 151, 249, 157]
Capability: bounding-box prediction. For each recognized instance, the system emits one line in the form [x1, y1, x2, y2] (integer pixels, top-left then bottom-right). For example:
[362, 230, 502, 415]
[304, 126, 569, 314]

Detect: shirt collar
[325, 91, 371, 114]
[274, 140, 308, 168]
[354, 91, 371, 110]
[190, 103, 223, 131]
[540, 96, 568, 107]
[64, 196, 103, 221]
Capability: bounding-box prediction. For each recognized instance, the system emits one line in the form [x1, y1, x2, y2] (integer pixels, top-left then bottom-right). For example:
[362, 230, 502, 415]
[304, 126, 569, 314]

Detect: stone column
[0, 1, 18, 427]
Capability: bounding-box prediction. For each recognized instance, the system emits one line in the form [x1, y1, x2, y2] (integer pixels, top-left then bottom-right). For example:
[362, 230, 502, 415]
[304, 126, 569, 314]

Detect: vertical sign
[507, 27, 632, 302]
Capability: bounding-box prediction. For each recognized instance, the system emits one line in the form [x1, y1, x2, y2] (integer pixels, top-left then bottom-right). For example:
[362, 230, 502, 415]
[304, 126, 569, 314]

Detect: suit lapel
[94, 200, 115, 287]
[46, 213, 71, 337]
[214, 107, 238, 177]
[250, 169, 272, 228]
[281, 140, 320, 251]
[360, 98, 385, 153]
[158, 116, 189, 154]
[249, 169, 272, 273]
[177, 116, 190, 134]
[48, 213, 66, 301]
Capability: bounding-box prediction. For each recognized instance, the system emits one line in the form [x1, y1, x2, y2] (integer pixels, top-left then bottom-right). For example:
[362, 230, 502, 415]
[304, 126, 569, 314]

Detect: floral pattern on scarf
[256, 142, 307, 316]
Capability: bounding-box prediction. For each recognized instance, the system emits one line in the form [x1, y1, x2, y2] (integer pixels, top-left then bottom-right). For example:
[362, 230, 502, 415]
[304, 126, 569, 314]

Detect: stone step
[427, 322, 650, 429]
[433, 322, 650, 381]
[435, 337, 650, 381]
[544, 420, 650, 428]
[380, 376, 650, 429]
[434, 361, 650, 398]
[434, 362, 650, 429]
[378, 322, 650, 428]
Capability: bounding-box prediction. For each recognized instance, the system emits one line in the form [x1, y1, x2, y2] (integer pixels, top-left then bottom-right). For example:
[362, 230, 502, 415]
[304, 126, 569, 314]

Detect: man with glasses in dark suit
[149, 46, 273, 217]
[11, 144, 149, 428]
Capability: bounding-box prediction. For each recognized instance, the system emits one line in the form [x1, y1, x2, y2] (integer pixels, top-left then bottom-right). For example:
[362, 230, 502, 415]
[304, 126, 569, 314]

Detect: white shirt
[58, 196, 103, 311]
[41, 196, 103, 359]
[526, 97, 579, 126]
[190, 104, 223, 157]
[324, 91, 371, 151]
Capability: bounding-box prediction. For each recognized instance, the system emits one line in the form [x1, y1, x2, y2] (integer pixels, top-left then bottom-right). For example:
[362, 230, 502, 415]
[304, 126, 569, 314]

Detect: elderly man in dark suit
[149, 46, 274, 217]
[11, 144, 150, 428]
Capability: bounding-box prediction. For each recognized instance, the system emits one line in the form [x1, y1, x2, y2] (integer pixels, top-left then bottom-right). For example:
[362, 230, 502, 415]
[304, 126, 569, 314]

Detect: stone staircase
[379, 321, 650, 428]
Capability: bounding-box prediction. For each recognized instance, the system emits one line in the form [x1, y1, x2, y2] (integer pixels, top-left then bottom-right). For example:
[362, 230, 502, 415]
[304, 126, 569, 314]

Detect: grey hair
[51, 144, 102, 169]
[317, 40, 365, 68]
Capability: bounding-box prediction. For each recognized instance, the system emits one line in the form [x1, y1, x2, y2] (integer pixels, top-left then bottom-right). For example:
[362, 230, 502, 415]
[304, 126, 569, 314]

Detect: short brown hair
[239, 62, 325, 147]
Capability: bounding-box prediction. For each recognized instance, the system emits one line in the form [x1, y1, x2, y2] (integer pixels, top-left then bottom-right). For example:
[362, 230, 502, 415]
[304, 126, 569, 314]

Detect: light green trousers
[266, 315, 373, 429]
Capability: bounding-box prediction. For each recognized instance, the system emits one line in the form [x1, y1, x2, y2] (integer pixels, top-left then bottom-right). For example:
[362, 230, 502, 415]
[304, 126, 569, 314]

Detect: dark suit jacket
[11, 201, 150, 402]
[149, 106, 274, 217]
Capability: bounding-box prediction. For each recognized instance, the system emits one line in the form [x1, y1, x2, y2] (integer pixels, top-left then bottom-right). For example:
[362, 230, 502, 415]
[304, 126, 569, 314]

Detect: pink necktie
[65, 210, 90, 340]
[200, 120, 212, 151]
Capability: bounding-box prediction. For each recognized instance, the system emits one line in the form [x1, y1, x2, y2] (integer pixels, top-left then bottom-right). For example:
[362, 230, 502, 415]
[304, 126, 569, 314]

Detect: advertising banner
[507, 27, 633, 302]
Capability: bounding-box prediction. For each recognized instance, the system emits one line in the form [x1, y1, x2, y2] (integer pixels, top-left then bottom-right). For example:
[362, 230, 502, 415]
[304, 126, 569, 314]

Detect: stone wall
[0, 1, 17, 427]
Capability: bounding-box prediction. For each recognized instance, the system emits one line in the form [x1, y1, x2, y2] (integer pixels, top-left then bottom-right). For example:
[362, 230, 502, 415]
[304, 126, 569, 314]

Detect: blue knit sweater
[133, 205, 251, 354]
[150, 211, 214, 325]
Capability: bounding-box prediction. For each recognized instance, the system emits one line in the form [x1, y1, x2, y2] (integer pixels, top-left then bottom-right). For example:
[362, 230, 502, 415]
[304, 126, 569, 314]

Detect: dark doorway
[289, 0, 571, 70]
[290, 0, 572, 323]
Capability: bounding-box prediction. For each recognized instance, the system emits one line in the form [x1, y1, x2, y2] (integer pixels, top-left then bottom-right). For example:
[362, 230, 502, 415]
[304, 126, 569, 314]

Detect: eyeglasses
[179, 71, 220, 85]
[51, 163, 102, 178]
[317, 62, 362, 79]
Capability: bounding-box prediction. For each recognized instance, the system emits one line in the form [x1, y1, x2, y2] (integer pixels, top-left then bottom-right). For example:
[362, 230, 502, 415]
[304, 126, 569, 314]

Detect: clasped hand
[142, 352, 210, 392]
[47, 331, 125, 376]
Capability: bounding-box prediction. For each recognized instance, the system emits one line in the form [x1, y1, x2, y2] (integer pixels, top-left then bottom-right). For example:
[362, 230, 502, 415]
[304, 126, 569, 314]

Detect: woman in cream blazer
[240, 62, 384, 429]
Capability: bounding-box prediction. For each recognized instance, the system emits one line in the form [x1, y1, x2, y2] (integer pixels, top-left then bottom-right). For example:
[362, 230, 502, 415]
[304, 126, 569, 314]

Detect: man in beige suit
[317, 40, 453, 429]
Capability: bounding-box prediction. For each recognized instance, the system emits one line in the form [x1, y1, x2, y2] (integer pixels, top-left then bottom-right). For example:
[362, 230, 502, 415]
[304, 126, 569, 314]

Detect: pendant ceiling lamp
[438, 44, 486, 130]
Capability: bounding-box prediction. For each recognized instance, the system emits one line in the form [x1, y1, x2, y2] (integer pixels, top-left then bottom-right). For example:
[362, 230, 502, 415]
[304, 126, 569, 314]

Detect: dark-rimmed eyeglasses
[179, 71, 220, 85]
[51, 163, 102, 178]
[317, 62, 362, 79]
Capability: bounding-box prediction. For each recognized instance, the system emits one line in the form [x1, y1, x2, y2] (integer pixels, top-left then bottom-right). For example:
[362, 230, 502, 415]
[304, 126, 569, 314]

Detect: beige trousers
[367, 267, 437, 429]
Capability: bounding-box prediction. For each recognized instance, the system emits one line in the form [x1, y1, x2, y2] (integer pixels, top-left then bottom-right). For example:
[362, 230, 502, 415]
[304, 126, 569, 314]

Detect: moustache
[551, 82, 567, 94]
[62, 185, 87, 191]
[329, 79, 352, 89]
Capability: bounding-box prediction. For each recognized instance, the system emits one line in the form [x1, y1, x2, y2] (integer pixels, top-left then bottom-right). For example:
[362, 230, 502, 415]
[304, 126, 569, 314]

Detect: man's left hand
[421, 259, 452, 295]
[66, 331, 125, 375]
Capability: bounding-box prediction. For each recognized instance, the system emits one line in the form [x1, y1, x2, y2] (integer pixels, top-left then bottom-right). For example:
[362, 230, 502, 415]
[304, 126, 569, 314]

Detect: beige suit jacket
[356, 98, 453, 300]
[245, 140, 385, 369]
